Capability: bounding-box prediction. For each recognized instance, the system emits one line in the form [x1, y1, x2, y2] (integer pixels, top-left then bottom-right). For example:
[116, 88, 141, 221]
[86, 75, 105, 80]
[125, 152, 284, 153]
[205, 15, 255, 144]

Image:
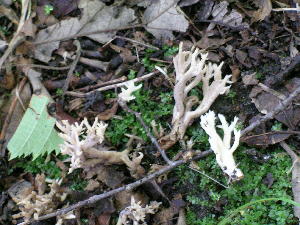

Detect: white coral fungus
[56, 118, 145, 178]
[117, 197, 161, 225]
[159, 42, 232, 149]
[200, 111, 243, 181]
[56, 118, 108, 173]
[118, 80, 142, 102]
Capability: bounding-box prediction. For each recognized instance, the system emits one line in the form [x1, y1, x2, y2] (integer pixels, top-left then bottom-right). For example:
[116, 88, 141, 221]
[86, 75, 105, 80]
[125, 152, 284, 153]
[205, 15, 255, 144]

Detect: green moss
[105, 89, 173, 145]
[14, 155, 63, 179]
[177, 147, 296, 225]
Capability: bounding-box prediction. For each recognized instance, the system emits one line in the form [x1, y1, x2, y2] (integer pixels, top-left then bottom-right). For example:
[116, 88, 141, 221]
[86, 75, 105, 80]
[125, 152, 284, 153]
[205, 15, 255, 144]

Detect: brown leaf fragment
[52, 0, 79, 17]
[235, 49, 252, 67]
[2, 83, 32, 149]
[153, 198, 185, 225]
[196, 35, 232, 49]
[252, 0, 272, 22]
[36, 6, 59, 26]
[0, 5, 19, 25]
[250, 86, 300, 129]
[242, 72, 259, 86]
[54, 102, 79, 124]
[115, 191, 149, 211]
[0, 71, 15, 90]
[97, 101, 119, 121]
[85, 179, 100, 192]
[230, 65, 240, 83]
[241, 132, 292, 147]
[97, 213, 111, 225]
[285, 78, 300, 102]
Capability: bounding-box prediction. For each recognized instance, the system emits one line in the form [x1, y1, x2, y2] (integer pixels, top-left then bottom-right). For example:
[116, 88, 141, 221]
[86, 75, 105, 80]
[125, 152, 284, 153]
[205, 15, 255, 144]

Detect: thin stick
[0, 77, 27, 156]
[62, 40, 81, 95]
[120, 101, 173, 165]
[188, 166, 229, 189]
[65, 70, 160, 97]
[0, 64, 71, 70]
[0, 0, 30, 69]
[115, 36, 159, 50]
[77, 76, 127, 92]
[241, 84, 300, 136]
[17, 150, 212, 225]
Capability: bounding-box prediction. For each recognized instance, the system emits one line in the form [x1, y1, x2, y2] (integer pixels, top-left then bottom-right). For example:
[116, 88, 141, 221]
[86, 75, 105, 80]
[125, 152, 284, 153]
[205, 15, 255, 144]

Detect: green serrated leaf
[7, 95, 62, 159]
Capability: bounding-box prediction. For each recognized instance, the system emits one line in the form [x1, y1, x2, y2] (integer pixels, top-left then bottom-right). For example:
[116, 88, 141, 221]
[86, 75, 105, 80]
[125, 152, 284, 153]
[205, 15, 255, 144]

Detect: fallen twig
[62, 40, 81, 95]
[0, 0, 31, 69]
[1, 64, 71, 70]
[280, 141, 300, 221]
[77, 76, 127, 92]
[120, 101, 173, 165]
[65, 70, 160, 97]
[115, 35, 159, 50]
[17, 150, 212, 225]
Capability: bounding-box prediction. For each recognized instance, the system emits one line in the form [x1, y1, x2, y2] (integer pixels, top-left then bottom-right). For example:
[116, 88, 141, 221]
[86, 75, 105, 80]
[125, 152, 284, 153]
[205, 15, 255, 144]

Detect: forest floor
[1, 0, 300, 225]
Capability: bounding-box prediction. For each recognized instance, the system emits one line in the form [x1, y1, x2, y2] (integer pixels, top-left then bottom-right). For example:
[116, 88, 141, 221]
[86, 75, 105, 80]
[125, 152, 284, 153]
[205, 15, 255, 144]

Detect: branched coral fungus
[56, 118, 144, 178]
[200, 111, 243, 181]
[10, 174, 74, 224]
[159, 43, 232, 149]
[117, 197, 161, 225]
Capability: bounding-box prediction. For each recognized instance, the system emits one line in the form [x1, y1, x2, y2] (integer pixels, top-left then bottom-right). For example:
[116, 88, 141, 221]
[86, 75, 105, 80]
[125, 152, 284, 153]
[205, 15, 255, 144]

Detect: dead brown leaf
[252, 0, 272, 22]
[241, 132, 292, 147]
[250, 86, 300, 129]
[230, 65, 240, 83]
[196, 35, 232, 49]
[97, 101, 119, 121]
[86, 165, 125, 189]
[115, 190, 149, 211]
[242, 72, 259, 86]
[0, 5, 19, 25]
